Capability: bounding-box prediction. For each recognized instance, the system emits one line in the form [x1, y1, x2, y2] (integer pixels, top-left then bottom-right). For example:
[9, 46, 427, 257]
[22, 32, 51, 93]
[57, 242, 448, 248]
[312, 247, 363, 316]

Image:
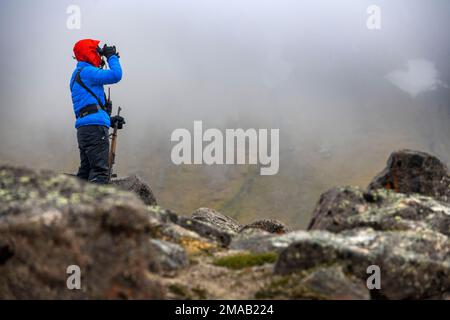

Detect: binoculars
[96, 44, 117, 56]
[96, 45, 108, 56]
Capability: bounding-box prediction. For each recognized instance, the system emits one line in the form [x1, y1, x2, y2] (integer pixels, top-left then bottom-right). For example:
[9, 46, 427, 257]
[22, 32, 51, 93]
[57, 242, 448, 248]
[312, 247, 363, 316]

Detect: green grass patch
[213, 252, 278, 270]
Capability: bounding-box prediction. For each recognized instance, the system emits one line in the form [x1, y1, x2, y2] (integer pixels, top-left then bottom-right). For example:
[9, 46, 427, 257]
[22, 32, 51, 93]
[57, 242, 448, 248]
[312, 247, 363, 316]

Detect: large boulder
[307, 186, 450, 237]
[274, 228, 450, 299]
[301, 149, 450, 299]
[368, 149, 450, 203]
[0, 166, 164, 299]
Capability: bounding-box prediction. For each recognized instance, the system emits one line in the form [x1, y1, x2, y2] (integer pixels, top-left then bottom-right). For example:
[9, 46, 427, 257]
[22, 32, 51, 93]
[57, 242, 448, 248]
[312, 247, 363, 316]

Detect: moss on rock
[213, 252, 278, 270]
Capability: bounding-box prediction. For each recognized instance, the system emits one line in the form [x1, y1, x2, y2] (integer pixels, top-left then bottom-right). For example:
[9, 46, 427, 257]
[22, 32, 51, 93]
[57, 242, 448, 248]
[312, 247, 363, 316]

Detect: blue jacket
[70, 55, 122, 128]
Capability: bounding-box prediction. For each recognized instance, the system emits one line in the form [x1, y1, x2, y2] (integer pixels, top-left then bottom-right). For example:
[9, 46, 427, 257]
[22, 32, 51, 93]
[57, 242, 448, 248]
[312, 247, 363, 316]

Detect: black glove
[102, 44, 120, 59]
[110, 115, 126, 129]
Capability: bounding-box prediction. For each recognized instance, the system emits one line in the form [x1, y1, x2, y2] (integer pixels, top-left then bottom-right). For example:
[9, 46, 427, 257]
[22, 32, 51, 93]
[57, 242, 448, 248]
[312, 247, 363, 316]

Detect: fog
[0, 0, 449, 227]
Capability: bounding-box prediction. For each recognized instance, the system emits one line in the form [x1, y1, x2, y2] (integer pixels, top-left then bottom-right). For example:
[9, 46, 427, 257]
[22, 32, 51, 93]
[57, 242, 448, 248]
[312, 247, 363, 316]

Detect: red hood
[73, 39, 102, 67]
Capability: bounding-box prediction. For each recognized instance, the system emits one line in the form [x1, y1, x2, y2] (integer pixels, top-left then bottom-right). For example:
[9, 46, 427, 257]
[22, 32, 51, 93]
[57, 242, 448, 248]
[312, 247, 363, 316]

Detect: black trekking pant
[76, 125, 110, 184]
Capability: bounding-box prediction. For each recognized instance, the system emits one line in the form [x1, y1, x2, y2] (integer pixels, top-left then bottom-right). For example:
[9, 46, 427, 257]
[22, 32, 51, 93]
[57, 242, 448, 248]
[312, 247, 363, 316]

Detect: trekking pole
[108, 106, 121, 182]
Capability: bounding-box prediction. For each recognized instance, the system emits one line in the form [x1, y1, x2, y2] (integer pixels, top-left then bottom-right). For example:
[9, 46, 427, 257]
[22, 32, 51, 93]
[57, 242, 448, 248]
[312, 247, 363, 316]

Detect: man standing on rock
[70, 39, 125, 184]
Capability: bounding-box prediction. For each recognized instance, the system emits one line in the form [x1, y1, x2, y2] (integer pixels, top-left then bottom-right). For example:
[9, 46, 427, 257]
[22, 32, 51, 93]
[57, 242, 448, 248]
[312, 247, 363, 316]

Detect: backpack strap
[71, 67, 106, 110]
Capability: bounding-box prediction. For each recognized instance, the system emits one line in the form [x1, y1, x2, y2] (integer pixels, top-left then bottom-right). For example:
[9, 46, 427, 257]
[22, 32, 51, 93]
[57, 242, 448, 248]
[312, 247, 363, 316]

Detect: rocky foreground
[0, 149, 449, 299]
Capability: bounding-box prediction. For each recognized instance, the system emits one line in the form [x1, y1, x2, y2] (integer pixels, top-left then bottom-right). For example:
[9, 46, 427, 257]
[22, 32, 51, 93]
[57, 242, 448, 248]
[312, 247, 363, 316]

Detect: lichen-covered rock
[307, 186, 450, 237]
[303, 150, 450, 299]
[149, 239, 189, 273]
[174, 215, 235, 247]
[2, 148, 450, 300]
[368, 149, 450, 203]
[240, 219, 290, 234]
[274, 228, 450, 299]
[155, 219, 208, 243]
[149, 208, 236, 247]
[144, 206, 233, 247]
[111, 175, 157, 206]
[0, 166, 164, 299]
[144, 206, 222, 257]
[307, 186, 367, 231]
[191, 208, 241, 234]
[299, 265, 369, 300]
[257, 265, 369, 300]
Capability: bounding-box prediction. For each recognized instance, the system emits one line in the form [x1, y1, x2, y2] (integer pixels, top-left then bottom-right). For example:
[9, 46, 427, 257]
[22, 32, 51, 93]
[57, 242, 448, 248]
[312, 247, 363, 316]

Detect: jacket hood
[73, 39, 102, 67]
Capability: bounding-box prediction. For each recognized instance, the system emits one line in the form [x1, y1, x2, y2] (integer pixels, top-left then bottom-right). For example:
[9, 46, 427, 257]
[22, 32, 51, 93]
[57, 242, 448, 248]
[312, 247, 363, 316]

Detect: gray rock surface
[149, 239, 189, 273]
[2, 149, 450, 300]
[111, 175, 157, 206]
[145, 206, 235, 246]
[0, 166, 164, 299]
[173, 215, 235, 247]
[307, 186, 450, 237]
[275, 228, 450, 299]
[299, 265, 370, 300]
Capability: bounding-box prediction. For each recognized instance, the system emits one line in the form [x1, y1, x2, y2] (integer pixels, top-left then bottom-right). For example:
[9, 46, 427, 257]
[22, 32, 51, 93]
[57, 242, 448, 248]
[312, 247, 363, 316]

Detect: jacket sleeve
[84, 55, 123, 85]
